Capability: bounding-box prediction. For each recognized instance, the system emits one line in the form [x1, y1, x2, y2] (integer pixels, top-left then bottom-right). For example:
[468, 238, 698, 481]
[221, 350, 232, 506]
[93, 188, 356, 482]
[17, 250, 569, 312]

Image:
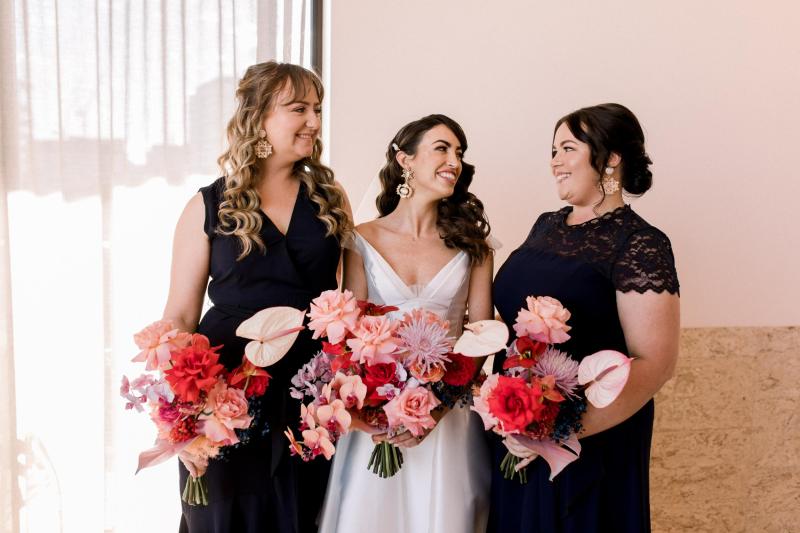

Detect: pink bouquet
[286, 290, 508, 477]
[121, 307, 304, 505]
[472, 296, 633, 482]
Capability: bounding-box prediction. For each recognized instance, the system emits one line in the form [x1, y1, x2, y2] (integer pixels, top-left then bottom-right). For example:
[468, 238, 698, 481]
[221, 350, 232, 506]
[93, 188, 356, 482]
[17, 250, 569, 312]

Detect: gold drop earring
[601, 166, 620, 194]
[396, 168, 414, 198]
[255, 129, 273, 159]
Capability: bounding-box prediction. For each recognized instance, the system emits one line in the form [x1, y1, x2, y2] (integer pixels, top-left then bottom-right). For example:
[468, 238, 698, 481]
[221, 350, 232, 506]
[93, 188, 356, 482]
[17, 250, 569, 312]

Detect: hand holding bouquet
[471, 296, 633, 482]
[285, 289, 508, 477]
[121, 307, 303, 504]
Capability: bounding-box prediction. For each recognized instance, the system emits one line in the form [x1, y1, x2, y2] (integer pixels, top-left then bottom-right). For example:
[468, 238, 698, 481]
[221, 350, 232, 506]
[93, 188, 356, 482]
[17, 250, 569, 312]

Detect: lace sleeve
[613, 228, 680, 294]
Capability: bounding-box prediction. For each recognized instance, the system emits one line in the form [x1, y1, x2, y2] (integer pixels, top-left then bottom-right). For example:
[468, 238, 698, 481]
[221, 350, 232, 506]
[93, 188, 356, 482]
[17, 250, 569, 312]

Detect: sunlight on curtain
[2, 1, 316, 532]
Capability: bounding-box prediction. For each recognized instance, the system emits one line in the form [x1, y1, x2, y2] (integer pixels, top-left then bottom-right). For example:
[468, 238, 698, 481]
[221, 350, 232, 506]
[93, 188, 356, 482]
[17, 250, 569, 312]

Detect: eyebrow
[434, 140, 463, 151]
[282, 99, 320, 106]
[552, 140, 577, 149]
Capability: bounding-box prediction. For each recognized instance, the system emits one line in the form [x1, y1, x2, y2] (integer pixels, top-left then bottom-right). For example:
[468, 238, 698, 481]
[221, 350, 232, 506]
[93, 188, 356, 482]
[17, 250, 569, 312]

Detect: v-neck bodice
[351, 231, 471, 336]
[199, 177, 340, 323]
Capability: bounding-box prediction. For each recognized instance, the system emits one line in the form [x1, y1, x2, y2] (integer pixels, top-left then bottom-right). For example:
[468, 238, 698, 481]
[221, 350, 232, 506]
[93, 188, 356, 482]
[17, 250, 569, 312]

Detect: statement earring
[396, 168, 414, 198]
[256, 129, 273, 159]
[601, 166, 620, 194]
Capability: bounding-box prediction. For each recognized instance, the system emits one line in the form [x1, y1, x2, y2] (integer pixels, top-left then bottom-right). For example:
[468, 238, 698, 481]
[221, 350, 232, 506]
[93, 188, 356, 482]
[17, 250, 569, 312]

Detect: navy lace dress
[489, 205, 679, 533]
[178, 177, 340, 533]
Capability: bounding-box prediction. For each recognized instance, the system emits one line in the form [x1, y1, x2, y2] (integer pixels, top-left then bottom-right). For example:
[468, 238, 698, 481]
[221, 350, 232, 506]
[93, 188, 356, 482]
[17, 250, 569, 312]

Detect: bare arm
[579, 290, 680, 438]
[162, 193, 210, 333]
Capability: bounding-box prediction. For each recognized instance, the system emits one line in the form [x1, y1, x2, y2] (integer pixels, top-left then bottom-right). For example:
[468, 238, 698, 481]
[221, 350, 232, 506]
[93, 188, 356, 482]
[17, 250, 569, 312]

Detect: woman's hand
[371, 406, 451, 448]
[178, 451, 208, 479]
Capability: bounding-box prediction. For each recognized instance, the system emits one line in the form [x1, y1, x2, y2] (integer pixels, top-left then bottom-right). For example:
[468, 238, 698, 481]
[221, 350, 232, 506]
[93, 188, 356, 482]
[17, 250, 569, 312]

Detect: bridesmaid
[162, 61, 351, 533]
[489, 103, 680, 532]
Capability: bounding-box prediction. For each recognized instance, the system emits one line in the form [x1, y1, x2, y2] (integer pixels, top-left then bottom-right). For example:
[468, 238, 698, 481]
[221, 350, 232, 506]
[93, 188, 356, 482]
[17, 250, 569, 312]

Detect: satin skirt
[319, 404, 491, 533]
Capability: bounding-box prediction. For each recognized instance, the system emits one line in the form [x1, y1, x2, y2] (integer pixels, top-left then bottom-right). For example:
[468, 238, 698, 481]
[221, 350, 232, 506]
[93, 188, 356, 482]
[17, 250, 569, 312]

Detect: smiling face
[261, 82, 321, 163]
[401, 124, 463, 200]
[550, 122, 605, 206]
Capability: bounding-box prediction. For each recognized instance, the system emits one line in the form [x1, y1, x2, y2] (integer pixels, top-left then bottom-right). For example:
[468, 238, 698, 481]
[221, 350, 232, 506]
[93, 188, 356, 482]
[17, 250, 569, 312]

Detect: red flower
[164, 334, 225, 403]
[357, 301, 399, 316]
[323, 341, 359, 373]
[488, 375, 544, 432]
[229, 356, 272, 398]
[443, 353, 477, 386]
[502, 337, 548, 370]
[169, 416, 198, 443]
[362, 362, 397, 406]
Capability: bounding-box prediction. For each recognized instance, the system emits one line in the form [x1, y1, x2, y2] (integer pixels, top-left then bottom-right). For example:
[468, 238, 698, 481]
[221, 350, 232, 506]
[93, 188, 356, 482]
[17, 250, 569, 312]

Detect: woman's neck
[567, 195, 625, 225]
[385, 198, 440, 239]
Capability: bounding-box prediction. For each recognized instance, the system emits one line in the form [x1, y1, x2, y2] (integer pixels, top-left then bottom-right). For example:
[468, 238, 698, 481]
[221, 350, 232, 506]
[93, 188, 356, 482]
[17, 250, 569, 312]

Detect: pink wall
[325, 1, 800, 328]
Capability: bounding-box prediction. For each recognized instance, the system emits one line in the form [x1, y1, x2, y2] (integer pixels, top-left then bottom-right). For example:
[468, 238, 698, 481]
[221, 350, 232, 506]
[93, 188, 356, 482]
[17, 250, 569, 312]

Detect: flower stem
[182, 475, 209, 506]
[500, 452, 528, 484]
[367, 442, 404, 478]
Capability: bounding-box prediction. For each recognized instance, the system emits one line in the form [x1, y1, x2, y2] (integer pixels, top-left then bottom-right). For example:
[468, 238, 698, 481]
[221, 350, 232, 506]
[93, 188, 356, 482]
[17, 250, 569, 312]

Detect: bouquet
[471, 295, 633, 483]
[285, 289, 508, 477]
[121, 307, 305, 505]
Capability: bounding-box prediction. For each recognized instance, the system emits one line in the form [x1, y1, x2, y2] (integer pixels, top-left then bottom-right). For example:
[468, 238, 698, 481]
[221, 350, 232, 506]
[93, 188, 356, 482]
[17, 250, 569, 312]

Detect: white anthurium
[453, 320, 509, 358]
[577, 350, 633, 408]
[236, 306, 306, 367]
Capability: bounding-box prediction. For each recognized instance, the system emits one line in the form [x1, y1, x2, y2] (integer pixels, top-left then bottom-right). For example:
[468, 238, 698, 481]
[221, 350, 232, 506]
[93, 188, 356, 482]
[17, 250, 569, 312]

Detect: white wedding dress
[319, 231, 490, 533]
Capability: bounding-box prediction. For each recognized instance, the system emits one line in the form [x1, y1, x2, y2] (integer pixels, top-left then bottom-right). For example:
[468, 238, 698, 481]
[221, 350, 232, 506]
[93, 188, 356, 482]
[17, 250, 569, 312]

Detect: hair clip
[391, 142, 400, 151]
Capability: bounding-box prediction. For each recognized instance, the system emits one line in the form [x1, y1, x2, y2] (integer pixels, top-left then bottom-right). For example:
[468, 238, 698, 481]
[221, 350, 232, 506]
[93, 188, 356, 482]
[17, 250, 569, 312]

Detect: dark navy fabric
[489, 205, 678, 533]
[178, 177, 339, 533]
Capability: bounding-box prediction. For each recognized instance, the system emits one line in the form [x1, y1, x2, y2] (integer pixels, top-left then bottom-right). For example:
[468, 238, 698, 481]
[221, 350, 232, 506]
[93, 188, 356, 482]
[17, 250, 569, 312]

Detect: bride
[319, 114, 493, 533]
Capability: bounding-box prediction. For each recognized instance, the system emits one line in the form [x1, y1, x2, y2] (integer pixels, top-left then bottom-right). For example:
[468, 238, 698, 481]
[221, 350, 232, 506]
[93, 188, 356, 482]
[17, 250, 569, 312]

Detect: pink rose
[383, 385, 441, 437]
[199, 381, 253, 445]
[346, 315, 400, 365]
[307, 289, 361, 344]
[513, 296, 572, 344]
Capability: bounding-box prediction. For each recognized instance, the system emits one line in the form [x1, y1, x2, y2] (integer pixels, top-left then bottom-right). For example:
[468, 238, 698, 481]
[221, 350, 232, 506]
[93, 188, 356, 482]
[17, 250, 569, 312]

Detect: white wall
[327, 0, 800, 328]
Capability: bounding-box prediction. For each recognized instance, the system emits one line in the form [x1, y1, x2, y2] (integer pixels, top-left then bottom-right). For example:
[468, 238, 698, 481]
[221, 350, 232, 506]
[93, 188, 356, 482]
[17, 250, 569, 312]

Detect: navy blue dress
[489, 205, 679, 533]
[178, 177, 340, 533]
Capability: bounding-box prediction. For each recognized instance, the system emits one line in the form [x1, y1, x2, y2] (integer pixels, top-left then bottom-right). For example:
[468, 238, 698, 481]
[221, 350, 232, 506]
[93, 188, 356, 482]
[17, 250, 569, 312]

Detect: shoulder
[613, 209, 679, 294]
[198, 177, 226, 207]
[354, 220, 383, 241]
[620, 209, 674, 252]
[196, 177, 226, 236]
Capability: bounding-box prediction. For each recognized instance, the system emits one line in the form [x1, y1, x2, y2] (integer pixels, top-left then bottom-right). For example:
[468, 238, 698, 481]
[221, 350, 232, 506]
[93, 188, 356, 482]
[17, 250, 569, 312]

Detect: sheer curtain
[0, 1, 317, 532]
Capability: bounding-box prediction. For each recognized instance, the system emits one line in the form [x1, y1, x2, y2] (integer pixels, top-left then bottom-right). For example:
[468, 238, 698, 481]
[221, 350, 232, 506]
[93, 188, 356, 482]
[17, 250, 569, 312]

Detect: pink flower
[302, 426, 336, 460]
[120, 375, 146, 412]
[307, 290, 361, 344]
[397, 309, 453, 375]
[315, 399, 351, 434]
[383, 385, 440, 437]
[199, 381, 253, 445]
[346, 315, 400, 365]
[132, 319, 192, 371]
[471, 373, 501, 431]
[324, 373, 367, 410]
[513, 296, 572, 344]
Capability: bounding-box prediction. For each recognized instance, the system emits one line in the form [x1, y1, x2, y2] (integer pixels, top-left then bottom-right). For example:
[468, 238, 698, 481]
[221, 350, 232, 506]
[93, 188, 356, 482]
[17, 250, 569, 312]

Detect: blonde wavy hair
[216, 61, 351, 259]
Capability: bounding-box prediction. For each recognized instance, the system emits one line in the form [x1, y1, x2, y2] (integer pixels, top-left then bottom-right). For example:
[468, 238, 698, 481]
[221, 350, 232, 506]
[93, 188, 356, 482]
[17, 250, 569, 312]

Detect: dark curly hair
[375, 114, 491, 265]
[554, 103, 653, 196]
